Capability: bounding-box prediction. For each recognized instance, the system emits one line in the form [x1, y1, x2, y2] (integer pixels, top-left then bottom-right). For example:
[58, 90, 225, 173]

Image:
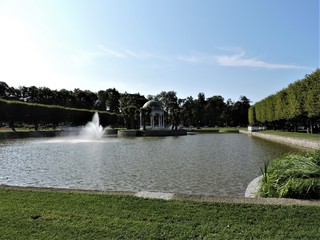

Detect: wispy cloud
[123, 49, 144, 59]
[215, 50, 308, 70]
[70, 46, 172, 70]
[177, 48, 309, 70]
[98, 45, 168, 61]
[176, 51, 215, 64]
[98, 45, 127, 58]
[74, 46, 310, 70]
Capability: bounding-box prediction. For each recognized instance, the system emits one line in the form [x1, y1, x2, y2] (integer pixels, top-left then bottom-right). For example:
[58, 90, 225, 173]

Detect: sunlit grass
[219, 127, 240, 133]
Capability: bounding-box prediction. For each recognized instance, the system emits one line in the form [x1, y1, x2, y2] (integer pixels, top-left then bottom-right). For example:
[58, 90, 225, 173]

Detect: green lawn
[188, 127, 242, 133]
[219, 127, 241, 133]
[262, 130, 320, 141]
[0, 188, 319, 239]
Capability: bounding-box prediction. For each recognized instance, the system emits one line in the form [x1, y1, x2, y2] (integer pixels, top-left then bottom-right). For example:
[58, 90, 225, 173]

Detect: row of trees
[0, 99, 117, 131]
[248, 69, 320, 133]
[155, 92, 250, 129]
[0, 83, 99, 110]
[95, 91, 251, 129]
[94, 90, 250, 129]
[0, 81, 251, 129]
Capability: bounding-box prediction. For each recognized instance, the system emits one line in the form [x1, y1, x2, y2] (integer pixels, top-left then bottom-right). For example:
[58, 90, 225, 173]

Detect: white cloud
[216, 50, 308, 69]
[98, 45, 127, 58]
[177, 52, 215, 64]
[72, 45, 310, 71]
[98, 45, 170, 61]
[124, 50, 147, 60]
[178, 48, 309, 70]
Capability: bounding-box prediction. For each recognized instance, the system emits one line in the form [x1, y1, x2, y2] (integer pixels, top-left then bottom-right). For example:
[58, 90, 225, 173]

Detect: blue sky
[0, 0, 318, 103]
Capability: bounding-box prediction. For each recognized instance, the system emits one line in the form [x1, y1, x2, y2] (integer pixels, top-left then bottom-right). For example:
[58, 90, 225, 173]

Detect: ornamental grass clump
[259, 151, 320, 199]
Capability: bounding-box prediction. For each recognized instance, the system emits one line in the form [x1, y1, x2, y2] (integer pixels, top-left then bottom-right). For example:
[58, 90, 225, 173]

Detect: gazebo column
[161, 114, 164, 128]
[140, 113, 142, 129]
[150, 115, 152, 128]
[150, 113, 154, 128]
[162, 114, 164, 127]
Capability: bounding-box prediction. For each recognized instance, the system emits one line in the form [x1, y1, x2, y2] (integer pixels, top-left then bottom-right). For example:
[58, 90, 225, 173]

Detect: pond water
[0, 133, 301, 196]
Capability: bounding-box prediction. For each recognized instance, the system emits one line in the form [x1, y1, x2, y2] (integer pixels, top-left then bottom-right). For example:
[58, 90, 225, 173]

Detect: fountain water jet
[79, 112, 105, 140]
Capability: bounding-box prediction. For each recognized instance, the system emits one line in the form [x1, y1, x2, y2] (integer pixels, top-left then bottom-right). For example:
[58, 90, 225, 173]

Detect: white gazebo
[140, 100, 164, 129]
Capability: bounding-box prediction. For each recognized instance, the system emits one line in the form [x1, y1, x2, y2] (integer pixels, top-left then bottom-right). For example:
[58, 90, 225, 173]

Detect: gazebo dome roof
[142, 100, 163, 111]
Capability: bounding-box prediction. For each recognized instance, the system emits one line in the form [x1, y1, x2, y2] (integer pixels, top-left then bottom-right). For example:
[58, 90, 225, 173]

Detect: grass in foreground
[259, 151, 320, 199]
[0, 188, 320, 239]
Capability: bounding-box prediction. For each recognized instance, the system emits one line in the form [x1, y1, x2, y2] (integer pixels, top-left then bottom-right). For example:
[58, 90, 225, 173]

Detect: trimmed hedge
[0, 98, 117, 129]
[249, 69, 320, 132]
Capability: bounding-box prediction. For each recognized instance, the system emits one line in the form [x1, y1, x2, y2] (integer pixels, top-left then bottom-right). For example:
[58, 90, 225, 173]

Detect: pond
[0, 133, 301, 196]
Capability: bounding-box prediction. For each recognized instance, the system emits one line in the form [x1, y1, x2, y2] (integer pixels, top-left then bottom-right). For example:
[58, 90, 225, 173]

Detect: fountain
[79, 112, 105, 140]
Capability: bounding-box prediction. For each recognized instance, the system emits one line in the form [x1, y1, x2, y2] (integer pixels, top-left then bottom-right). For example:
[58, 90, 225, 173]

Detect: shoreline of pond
[0, 129, 189, 139]
[1, 184, 319, 206]
[1, 129, 319, 150]
[0, 130, 62, 139]
[240, 130, 320, 150]
[0, 128, 234, 139]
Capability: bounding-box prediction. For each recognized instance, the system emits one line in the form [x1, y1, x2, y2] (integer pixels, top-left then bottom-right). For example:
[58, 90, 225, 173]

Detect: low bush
[259, 151, 320, 199]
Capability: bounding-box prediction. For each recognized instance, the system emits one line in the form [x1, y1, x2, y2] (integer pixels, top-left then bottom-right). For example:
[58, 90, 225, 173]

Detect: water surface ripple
[0, 134, 300, 196]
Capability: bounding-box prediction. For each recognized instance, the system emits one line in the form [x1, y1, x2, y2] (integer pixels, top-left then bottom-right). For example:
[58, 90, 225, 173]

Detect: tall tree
[156, 91, 181, 127]
[105, 88, 120, 113]
[181, 96, 195, 127]
[304, 70, 320, 133]
[156, 91, 178, 109]
[120, 92, 147, 111]
[120, 92, 147, 128]
[222, 99, 235, 127]
[73, 88, 97, 109]
[193, 93, 206, 127]
[0, 82, 11, 99]
[57, 89, 75, 108]
[38, 87, 55, 105]
[237, 96, 251, 127]
[96, 90, 107, 111]
[121, 105, 140, 129]
[204, 95, 226, 127]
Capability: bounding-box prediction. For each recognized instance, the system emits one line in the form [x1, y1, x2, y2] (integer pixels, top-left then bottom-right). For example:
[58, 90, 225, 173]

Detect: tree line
[248, 69, 320, 133]
[0, 98, 118, 131]
[0, 81, 251, 129]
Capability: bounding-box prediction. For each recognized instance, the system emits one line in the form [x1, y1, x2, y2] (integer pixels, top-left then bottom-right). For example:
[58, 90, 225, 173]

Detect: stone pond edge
[1, 185, 319, 206]
[239, 130, 320, 150]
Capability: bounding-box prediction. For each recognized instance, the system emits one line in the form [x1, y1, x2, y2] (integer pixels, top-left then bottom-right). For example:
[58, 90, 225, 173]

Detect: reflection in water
[0, 134, 302, 196]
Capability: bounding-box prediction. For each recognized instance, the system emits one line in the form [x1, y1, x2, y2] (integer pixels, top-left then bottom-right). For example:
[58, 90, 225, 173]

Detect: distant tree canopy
[248, 69, 320, 133]
[0, 82, 251, 129]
